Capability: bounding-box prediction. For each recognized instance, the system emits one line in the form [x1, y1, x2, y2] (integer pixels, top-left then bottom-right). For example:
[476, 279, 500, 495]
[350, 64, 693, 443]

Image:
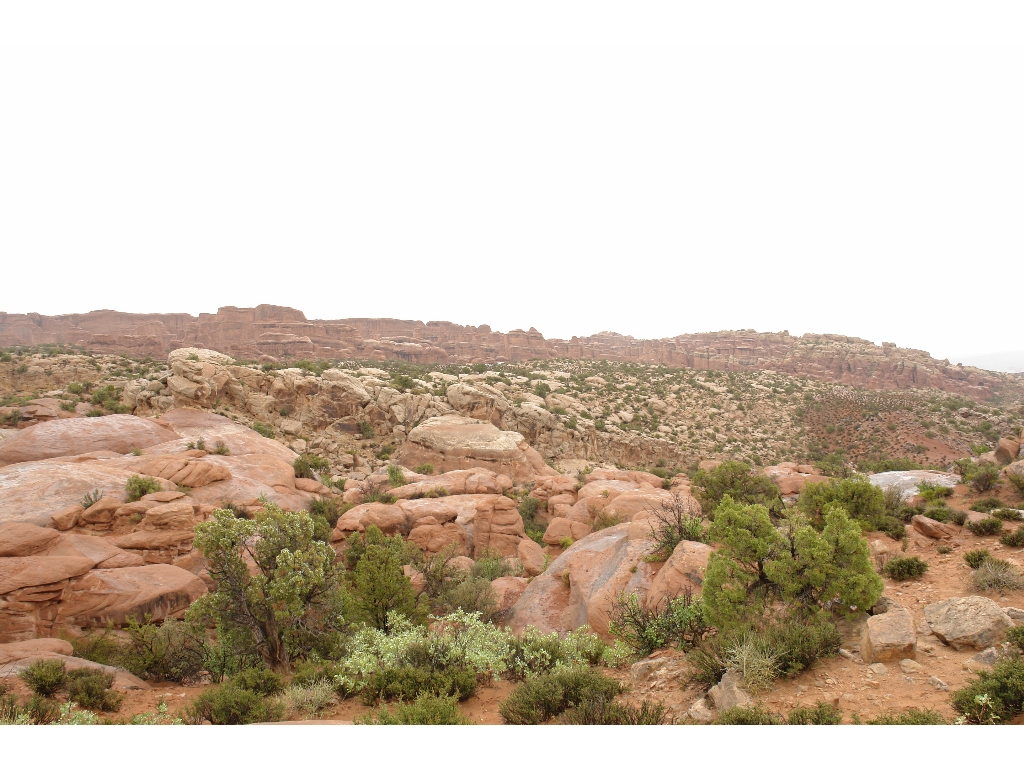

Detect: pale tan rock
[911, 515, 959, 539]
[861, 604, 916, 663]
[517, 537, 546, 577]
[924, 596, 1013, 650]
[645, 540, 712, 608]
[51, 504, 83, 531]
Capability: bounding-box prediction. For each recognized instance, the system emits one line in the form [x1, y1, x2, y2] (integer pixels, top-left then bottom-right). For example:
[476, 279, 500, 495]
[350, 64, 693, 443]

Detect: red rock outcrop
[0, 306, 1002, 399]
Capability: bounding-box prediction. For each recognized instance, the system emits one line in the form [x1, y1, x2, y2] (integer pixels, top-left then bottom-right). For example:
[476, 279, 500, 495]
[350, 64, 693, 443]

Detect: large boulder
[445, 383, 510, 427]
[145, 409, 298, 464]
[0, 415, 179, 467]
[645, 540, 713, 609]
[507, 524, 660, 639]
[995, 438, 1022, 465]
[911, 515, 959, 539]
[396, 415, 555, 482]
[861, 604, 916, 662]
[923, 596, 1013, 650]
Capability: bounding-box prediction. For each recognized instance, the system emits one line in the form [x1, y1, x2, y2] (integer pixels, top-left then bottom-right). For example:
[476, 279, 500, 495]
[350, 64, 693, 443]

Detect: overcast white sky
[1, 3, 1021, 365]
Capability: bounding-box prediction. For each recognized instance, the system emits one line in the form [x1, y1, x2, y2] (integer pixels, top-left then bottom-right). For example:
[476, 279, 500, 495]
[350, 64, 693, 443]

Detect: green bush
[786, 701, 842, 724]
[968, 463, 1001, 493]
[348, 529, 427, 631]
[971, 558, 1024, 592]
[993, 508, 1023, 521]
[66, 669, 123, 712]
[184, 685, 285, 725]
[1007, 470, 1024, 496]
[358, 420, 375, 439]
[212, 440, 230, 455]
[292, 660, 347, 691]
[867, 708, 946, 724]
[435, 577, 498, 622]
[517, 495, 545, 545]
[387, 464, 407, 487]
[1005, 625, 1024, 654]
[294, 453, 330, 480]
[359, 666, 477, 705]
[951, 657, 1024, 723]
[124, 475, 161, 502]
[609, 592, 707, 655]
[278, 680, 336, 719]
[499, 668, 622, 724]
[230, 668, 284, 697]
[470, 551, 523, 582]
[363, 486, 397, 504]
[560, 697, 669, 725]
[81, 489, 101, 509]
[118, 616, 208, 682]
[19, 659, 67, 697]
[645, 495, 708, 560]
[1000, 527, 1024, 547]
[356, 694, 470, 724]
[714, 705, 782, 724]
[921, 502, 950, 522]
[66, 382, 84, 395]
[252, 421, 275, 438]
[967, 517, 1003, 536]
[692, 461, 783, 516]
[917, 482, 953, 502]
[26, 695, 59, 724]
[964, 549, 992, 569]
[414, 464, 435, 475]
[882, 556, 928, 580]
[796, 477, 885, 527]
[950, 510, 968, 526]
[972, 498, 1004, 513]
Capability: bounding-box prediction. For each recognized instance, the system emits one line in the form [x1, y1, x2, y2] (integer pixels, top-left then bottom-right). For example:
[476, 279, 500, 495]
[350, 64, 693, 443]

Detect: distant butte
[0, 305, 1001, 399]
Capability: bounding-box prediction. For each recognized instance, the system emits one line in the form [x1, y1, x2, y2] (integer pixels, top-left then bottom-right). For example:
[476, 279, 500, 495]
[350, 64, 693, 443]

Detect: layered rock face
[0, 305, 1000, 399]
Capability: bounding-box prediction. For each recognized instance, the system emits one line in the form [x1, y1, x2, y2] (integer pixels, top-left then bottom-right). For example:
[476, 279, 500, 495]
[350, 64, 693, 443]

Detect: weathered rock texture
[0, 305, 1001, 398]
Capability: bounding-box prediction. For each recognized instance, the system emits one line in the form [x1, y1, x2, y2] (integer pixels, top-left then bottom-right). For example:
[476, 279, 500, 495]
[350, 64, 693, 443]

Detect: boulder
[144, 409, 298, 464]
[923, 596, 1013, 650]
[707, 671, 754, 711]
[491, 576, 529, 616]
[130, 455, 232, 488]
[542, 517, 592, 546]
[645, 540, 713, 609]
[473, 495, 529, 558]
[396, 415, 555, 482]
[445, 383, 510, 427]
[517, 538, 546, 577]
[911, 515, 959, 539]
[0, 415, 179, 467]
[507, 524, 659, 639]
[0, 523, 61, 557]
[995, 438, 1022, 465]
[868, 471, 958, 503]
[861, 604, 916, 663]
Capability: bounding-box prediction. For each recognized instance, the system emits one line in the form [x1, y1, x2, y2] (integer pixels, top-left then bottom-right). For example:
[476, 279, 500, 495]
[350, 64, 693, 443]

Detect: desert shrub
[363, 486, 397, 504]
[188, 504, 347, 671]
[252, 422, 275, 438]
[971, 558, 1024, 592]
[293, 453, 329, 480]
[117, 616, 208, 682]
[66, 669, 123, 712]
[994, 508, 1023, 521]
[1005, 626, 1024, 654]
[184, 685, 284, 725]
[881, 485, 906, 517]
[1007, 470, 1024, 496]
[278, 680, 336, 719]
[692, 461, 783, 516]
[592, 510, 622, 531]
[26, 695, 59, 724]
[124, 474, 161, 502]
[921, 502, 950, 522]
[499, 667, 622, 724]
[0, 693, 27, 725]
[230, 667, 284, 697]
[435, 577, 498, 622]
[386, 464, 407, 487]
[814, 450, 853, 479]
[356, 694, 470, 724]
[59, 400, 76, 412]
[1000, 527, 1024, 547]
[972, 497, 1004, 513]
[86, 408, 103, 417]
[645, 493, 708, 560]
[359, 666, 477, 705]
[950, 509, 968, 526]
[968, 463, 1001, 493]
[292, 659, 346, 689]
[212, 440, 230, 455]
[608, 592, 707, 655]
[504, 625, 608, 679]
[358, 420, 375, 439]
[348, 529, 428, 631]
[703, 498, 882, 627]
[414, 463, 435, 475]
[66, 382, 84, 395]
[470, 551, 523, 582]
[937, 545, 952, 555]
[882, 556, 929, 580]
[81, 489, 101, 509]
[309, 496, 346, 533]
[964, 549, 992, 569]
[874, 515, 907, 540]
[560, 697, 669, 725]
[796, 477, 885, 527]
[517, 495, 545, 544]
[19, 659, 67, 697]
[786, 701, 843, 724]
[724, 633, 781, 691]
[917, 482, 953, 502]
[714, 705, 782, 724]
[951, 657, 1024, 723]
[69, 625, 124, 667]
[375, 444, 394, 461]
[867, 708, 946, 724]
[967, 517, 1004, 536]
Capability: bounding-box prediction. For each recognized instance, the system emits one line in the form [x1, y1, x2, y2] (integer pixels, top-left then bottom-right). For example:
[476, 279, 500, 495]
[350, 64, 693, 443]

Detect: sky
[1, 4, 1022, 367]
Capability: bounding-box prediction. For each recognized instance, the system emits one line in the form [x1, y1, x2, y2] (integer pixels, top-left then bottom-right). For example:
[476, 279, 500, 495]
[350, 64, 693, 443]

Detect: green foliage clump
[499, 667, 622, 724]
[560, 697, 669, 725]
[293, 453, 330, 480]
[252, 421, 275, 438]
[66, 382, 84, 395]
[19, 659, 67, 697]
[517, 495, 545, 545]
[796, 478, 890, 533]
[1006, 625, 1024, 654]
[714, 705, 782, 724]
[124, 474, 161, 502]
[359, 666, 477, 705]
[118, 616, 208, 682]
[387, 464, 407, 487]
[81, 489, 102, 510]
[66, 669, 123, 712]
[188, 503, 346, 671]
[414, 463, 435, 475]
[882, 556, 929, 580]
[951, 657, 1024, 724]
[470, 551, 523, 582]
[968, 463, 1001, 493]
[347, 527, 427, 631]
[967, 517, 1003, 536]
[184, 684, 285, 725]
[972, 497, 1004, 513]
[608, 592, 707, 655]
[964, 549, 992, 569]
[358, 420, 375, 439]
[814, 450, 853, 479]
[230, 667, 284, 697]
[356, 694, 470, 724]
[971, 558, 1024, 592]
[786, 701, 843, 724]
[867, 708, 947, 724]
[692, 461, 782, 516]
[702, 498, 882, 628]
[646, 495, 708, 560]
[212, 440, 230, 455]
[1000, 527, 1024, 548]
